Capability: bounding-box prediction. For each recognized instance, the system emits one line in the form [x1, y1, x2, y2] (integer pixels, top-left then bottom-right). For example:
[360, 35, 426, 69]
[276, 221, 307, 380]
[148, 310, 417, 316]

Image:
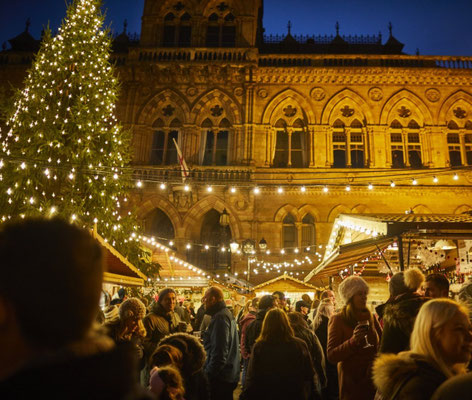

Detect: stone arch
[261, 88, 316, 125]
[327, 204, 351, 223]
[150, 0, 199, 17]
[298, 204, 321, 222]
[136, 88, 190, 126]
[380, 89, 433, 126]
[321, 88, 373, 125]
[274, 204, 301, 222]
[199, 0, 245, 16]
[454, 204, 472, 214]
[438, 90, 472, 127]
[411, 204, 432, 214]
[191, 88, 242, 126]
[351, 204, 372, 214]
[183, 196, 242, 239]
[135, 195, 183, 236]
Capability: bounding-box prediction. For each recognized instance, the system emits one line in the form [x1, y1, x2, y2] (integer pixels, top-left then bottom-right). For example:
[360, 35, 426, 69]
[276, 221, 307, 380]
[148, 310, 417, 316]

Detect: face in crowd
[325, 290, 336, 306]
[202, 289, 218, 310]
[436, 310, 472, 366]
[351, 289, 368, 311]
[423, 280, 448, 299]
[161, 292, 176, 313]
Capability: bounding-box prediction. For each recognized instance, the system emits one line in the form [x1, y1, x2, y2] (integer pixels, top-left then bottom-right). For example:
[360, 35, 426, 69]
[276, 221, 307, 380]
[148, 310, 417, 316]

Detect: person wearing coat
[380, 268, 430, 354]
[373, 299, 472, 400]
[241, 308, 315, 400]
[288, 312, 326, 399]
[105, 298, 147, 371]
[244, 295, 276, 357]
[314, 298, 338, 400]
[239, 298, 258, 388]
[327, 276, 382, 400]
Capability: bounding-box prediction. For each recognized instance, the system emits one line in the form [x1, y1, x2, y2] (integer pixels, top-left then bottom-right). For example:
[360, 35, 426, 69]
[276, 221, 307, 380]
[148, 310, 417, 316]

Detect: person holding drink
[327, 276, 381, 400]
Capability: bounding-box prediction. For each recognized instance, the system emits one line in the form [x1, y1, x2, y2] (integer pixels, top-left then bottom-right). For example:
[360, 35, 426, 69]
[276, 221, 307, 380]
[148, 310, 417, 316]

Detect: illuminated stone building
[2, 0, 472, 285]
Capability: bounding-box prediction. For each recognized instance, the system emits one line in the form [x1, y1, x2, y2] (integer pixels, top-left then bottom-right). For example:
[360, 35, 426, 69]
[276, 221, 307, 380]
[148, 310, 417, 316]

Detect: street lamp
[258, 237, 267, 250]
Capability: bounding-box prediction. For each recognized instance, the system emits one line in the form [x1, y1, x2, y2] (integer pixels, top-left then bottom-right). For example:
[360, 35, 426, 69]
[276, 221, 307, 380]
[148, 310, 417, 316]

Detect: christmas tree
[0, 0, 153, 275]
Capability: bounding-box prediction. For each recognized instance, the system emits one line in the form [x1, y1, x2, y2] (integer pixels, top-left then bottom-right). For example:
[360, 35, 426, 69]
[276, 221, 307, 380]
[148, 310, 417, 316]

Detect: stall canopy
[92, 229, 147, 287]
[305, 213, 472, 282]
[253, 273, 321, 295]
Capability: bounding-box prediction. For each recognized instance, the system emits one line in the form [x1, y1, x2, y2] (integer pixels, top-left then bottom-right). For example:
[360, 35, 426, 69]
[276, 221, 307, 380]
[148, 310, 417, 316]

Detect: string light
[390, 181, 396, 187]
[453, 173, 459, 180]
[254, 187, 260, 194]
[368, 183, 373, 190]
[301, 186, 306, 192]
[277, 187, 283, 194]
[412, 178, 417, 185]
[323, 186, 328, 193]
[159, 183, 166, 190]
[433, 176, 438, 183]
[230, 186, 236, 193]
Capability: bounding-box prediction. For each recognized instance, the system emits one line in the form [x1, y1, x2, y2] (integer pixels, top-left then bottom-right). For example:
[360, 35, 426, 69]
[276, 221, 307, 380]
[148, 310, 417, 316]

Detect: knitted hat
[338, 276, 369, 304]
[119, 298, 146, 321]
[389, 272, 409, 297]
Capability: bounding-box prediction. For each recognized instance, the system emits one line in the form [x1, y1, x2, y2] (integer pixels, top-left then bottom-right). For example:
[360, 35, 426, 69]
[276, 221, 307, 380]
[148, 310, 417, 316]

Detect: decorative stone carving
[283, 105, 297, 117]
[234, 87, 244, 96]
[310, 87, 326, 101]
[398, 106, 411, 118]
[210, 105, 224, 117]
[186, 87, 197, 96]
[368, 87, 383, 101]
[454, 107, 467, 119]
[173, 1, 184, 11]
[340, 105, 354, 117]
[425, 88, 440, 102]
[141, 87, 151, 97]
[257, 89, 268, 98]
[162, 105, 175, 117]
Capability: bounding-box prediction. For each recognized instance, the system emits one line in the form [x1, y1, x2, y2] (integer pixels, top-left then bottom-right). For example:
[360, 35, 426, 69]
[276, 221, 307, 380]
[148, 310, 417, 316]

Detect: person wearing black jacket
[244, 295, 276, 356]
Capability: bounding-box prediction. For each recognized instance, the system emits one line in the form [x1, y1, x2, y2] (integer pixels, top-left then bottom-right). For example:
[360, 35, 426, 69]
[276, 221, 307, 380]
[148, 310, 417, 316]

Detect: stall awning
[253, 273, 321, 293]
[92, 229, 147, 287]
[304, 236, 395, 281]
[305, 213, 472, 283]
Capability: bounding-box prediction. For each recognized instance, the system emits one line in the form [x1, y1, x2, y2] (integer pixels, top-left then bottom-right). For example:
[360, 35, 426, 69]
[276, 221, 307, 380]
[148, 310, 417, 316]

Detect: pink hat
[149, 367, 165, 396]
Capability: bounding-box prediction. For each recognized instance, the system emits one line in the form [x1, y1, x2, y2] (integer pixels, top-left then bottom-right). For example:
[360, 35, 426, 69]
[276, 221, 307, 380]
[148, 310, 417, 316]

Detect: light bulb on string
[300, 186, 306, 193]
[345, 185, 351, 191]
[277, 187, 283, 194]
[433, 176, 438, 183]
[136, 180, 143, 188]
[453, 173, 459, 180]
[230, 187, 236, 193]
[368, 183, 373, 190]
[207, 186, 213, 192]
[390, 181, 396, 187]
[412, 178, 418, 185]
[160, 183, 166, 190]
[254, 187, 260, 195]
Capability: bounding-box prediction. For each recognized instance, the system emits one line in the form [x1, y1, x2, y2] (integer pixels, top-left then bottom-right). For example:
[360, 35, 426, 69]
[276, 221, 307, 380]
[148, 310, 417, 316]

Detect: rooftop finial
[25, 18, 31, 33]
[335, 21, 340, 36]
[388, 22, 393, 37]
[416, 48, 420, 55]
[123, 19, 128, 34]
[287, 20, 292, 35]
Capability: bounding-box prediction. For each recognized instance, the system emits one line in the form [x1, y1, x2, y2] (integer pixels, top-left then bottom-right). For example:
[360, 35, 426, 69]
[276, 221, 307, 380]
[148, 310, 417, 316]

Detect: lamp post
[218, 209, 230, 271]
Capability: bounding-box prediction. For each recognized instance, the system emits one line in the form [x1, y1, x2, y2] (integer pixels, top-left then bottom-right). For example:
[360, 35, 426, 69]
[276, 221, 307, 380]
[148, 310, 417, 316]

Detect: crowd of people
[1, 217, 472, 400]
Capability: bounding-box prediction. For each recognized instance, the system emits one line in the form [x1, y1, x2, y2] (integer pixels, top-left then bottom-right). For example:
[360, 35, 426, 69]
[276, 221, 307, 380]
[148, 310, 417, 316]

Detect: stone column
[402, 128, 410, 167]
[345, 128, 351, 167]
[287, 128, 293, 167]
[460, 129, 467, 166]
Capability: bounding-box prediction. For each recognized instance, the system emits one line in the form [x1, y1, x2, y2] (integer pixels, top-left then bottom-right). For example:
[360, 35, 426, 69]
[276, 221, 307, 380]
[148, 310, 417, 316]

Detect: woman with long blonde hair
[241, 308, 315, 400]
[373, 298, 472, 400]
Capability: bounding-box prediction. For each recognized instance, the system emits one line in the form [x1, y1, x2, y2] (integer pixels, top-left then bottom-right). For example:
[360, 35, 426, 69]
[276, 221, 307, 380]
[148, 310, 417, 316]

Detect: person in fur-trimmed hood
[157, 333, 210, 400]
[379, 267, 430, 354]
[373, 299, 472, 400]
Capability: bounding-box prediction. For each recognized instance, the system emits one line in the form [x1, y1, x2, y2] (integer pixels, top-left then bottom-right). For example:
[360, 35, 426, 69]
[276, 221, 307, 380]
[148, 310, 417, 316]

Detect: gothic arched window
[200, 118, 231, 166]
[145, 208, 175, 240]
[282, 213, 297, 249]
[407, 120, 422, 168]
[447, 132, 462, 167]
[162, 12, 192, 47]
[206, 12, 236, 47]
[301, 214, 316, 252]
[150, 118, 180, 165]
[350, 119, 365, 168]
[390, 120, 405, 168]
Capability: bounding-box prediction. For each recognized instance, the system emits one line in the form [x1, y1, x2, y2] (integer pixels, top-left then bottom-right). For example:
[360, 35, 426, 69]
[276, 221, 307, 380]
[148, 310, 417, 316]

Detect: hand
[352, 324, 369, 345]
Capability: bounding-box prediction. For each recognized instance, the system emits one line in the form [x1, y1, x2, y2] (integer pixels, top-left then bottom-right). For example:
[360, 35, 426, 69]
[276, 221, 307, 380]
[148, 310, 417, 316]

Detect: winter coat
[104, 319, 145, 370]
[0, 333, 152, 400]
[239, 311, 256, 360]
[292, 322, 327, 389]
[241, 337, 315, 400]
[373, 352, 447, 400]
[315, 315, 339, 400]
[142, 302, 184, 361]
[244, 308, 268, 356]
[159, 333, 210, 400]
[327, 312, 382, 400]
[380, 293, 430, 354]
[202, 301, 240, 384]
[432, 372, 472, 400]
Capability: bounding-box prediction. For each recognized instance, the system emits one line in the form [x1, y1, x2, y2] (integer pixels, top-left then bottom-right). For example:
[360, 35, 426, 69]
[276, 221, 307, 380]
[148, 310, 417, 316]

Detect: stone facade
[1, 0, 472, 286]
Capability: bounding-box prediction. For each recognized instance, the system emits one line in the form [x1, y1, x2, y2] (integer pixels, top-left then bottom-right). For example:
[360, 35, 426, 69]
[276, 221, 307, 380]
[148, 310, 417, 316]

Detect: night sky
[0, 0, 471, 56]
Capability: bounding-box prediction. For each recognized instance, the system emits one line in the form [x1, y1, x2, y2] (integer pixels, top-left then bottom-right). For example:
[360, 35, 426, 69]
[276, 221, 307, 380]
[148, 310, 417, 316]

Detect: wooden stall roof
[253, 273, 320, 293]
[92, 229, 146, 287]
[305, 213, 472, 283]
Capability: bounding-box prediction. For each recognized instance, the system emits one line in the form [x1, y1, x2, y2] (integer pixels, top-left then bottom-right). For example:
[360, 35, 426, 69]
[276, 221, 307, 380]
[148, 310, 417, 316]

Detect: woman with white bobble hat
[327, 276, 382, 400]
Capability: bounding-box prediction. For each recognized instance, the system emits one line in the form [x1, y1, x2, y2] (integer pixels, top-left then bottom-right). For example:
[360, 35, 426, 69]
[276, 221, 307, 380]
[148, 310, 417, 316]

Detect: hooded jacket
[159, 333, 209, 400]
[380, 293, 430, 354]
[373, 352, 447, 400]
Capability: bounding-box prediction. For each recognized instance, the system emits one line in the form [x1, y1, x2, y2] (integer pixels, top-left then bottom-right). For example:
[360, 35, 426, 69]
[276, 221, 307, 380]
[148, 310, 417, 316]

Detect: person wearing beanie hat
[327, 276, 381, 400]
[379, 267, 429, 355]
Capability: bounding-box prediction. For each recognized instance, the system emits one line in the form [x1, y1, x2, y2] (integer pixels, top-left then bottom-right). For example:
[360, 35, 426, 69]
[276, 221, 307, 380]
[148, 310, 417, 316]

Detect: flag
[173, 138, 189, 183]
